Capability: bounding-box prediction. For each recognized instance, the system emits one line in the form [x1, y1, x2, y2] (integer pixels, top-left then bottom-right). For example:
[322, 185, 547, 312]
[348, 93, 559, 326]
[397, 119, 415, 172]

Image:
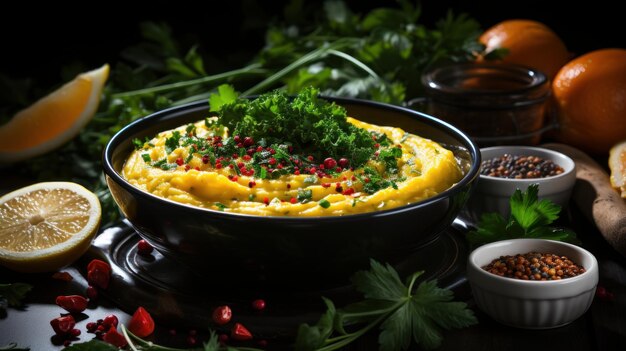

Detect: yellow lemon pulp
[0, 182, 101, 272]
[0, 64, 109, 163]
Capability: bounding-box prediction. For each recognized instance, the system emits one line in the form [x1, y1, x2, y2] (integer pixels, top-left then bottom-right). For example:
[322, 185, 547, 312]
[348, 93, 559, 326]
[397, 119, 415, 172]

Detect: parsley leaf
[467, 184, 577, 246]
[209, 84, 239, 112]
[164, 130, 182, 154]
[0, 283, 32, 310]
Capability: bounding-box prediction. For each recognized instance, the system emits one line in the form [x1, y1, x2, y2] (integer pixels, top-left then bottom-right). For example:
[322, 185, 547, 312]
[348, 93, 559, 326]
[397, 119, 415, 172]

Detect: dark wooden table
[1, 178, 625, 351]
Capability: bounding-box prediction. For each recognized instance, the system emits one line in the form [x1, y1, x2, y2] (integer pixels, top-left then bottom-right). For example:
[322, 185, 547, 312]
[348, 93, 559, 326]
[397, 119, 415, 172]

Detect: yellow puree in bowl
[122, 117, 463, 216]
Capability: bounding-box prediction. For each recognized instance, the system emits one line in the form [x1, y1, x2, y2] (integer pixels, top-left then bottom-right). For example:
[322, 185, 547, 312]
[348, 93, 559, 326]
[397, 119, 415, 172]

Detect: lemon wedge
[609, 140, 626, 198]
[0, 64, 109, 163]
[0, 182, 101, 273]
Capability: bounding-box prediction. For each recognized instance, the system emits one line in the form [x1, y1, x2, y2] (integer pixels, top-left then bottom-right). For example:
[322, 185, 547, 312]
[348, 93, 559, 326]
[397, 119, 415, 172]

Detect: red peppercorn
[269, 157, 277, 165]
[103, 326, 128, 348]
[184, 165, 191, 171]
[216, 163, 223, 169]
[294, 170, 300, 175]
[212, 305, 232, 325]
[243, 137, 254, 147]
[103, 315, 119, 328]
[374, 143, 380, 148]
[231, 323, 253, 341]
[86, 322, 97, 333]
[338, 158, 349, 168]
[243, 155, 252, 161]
[251, 299, 266, 311]
[256, 146, 264, 153]
[233, 135, 241, 143]
[307, 155, 314, 161]
[263, 197, 269, 205]
[249, 181, 257, 188]
[290, 197, 297, 204]
[56, 295, 88, 314]
[50, 315, 76, 336]
[309, 167, 317, 174]
[137, 239, 154, 255]
[128, 307, 155, 338]
[323, 158, 337, 169]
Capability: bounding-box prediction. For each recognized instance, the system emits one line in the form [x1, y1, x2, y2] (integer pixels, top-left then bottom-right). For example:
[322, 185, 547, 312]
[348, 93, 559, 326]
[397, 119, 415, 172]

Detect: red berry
[251, 299, 266, 311]
[137, 239, 154, 255]
[103, 315, 119, 328]
[176, 157, 184, 166]
[231, 323, 253, 341]
[290, 197, 297, 204]
[50, 315, 75, 336]
[86, 322, 97, 333]
[323, 158, 337, 169]
[212, 305, 232, 325]
[128, 307, 155, 338]
[243, 137, 254, 147]
[55, 295, 88, 314]
[233, 135, 241, 143]
[103, 326, 128, 348]
[269, 157, 277, 165]
[338, 158, 349, 168]
[70, 328, 81, 337]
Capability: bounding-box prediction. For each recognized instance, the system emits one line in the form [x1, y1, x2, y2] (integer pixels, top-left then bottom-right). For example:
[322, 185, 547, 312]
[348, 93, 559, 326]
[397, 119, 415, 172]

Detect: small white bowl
[467, 239, 598, 329]
[464, 145, 576, 223]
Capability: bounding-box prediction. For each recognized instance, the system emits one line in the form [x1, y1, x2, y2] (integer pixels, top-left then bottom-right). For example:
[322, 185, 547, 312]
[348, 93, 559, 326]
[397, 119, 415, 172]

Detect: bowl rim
[102, 96, 480, 222]
[477, 145, 575, 183]
[468, 238, 598, 286]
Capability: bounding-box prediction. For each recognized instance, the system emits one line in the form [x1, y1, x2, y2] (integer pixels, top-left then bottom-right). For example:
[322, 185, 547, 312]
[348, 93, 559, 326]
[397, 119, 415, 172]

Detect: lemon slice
[0, 64, 109, 163]
[0, 182, 101, 273]
[609, 140, 626, 198]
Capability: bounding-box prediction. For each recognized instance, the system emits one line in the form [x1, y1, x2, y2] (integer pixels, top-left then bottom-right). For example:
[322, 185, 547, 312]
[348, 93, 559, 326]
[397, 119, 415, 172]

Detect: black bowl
[103, 97, 480, 289]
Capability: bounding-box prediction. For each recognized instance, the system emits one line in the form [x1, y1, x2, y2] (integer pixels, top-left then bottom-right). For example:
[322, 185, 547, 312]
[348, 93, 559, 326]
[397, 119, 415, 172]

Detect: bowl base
[83, 219, 470, 336]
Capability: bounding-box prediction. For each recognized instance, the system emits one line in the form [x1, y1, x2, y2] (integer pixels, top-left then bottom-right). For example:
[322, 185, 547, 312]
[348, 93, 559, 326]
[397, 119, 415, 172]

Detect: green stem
[112, 64, 266, 98]
[318, 300, 407, 351]
[241, 39, 357, 97]
[326, 49, 381, 81]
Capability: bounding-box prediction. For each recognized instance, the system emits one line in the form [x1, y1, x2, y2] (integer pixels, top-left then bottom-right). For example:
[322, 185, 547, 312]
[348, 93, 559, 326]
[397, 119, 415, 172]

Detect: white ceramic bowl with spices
[464, 145, 576, 223]
[467, 238, 598, 329]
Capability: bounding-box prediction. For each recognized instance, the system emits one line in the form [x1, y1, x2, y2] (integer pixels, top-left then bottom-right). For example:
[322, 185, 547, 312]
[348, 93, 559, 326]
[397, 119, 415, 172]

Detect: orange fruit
[0, 182, 101, 273]
[552, 49, 626, 155]
[609, 140, 626, 198]
[0, 64, 109, 163]
[480, 20, 570, 79]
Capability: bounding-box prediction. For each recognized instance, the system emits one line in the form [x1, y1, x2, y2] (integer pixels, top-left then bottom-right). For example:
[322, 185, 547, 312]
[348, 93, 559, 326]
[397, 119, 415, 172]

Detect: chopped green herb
[297, 189, 313, 203]
[248, 194, 256, 201]
[165, 130, 182, 154]
[318, 199, 331, 208]
[185, 124, 196, 135]
[304, 175, 318, 184]
[467, 184, 577, 246]
[131, 138, 144, 150]
[214, 203, 228, 211]
[184, 153, 194, 164]
[141, 154, 151, 163]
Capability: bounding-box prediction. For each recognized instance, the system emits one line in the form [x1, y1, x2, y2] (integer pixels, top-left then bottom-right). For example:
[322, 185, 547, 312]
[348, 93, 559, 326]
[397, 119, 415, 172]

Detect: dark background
[1, 0, 623, 85]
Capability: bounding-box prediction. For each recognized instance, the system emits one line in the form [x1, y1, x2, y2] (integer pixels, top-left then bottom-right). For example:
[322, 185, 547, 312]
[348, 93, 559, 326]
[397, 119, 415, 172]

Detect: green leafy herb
[214, 203, 228, 211]
[132, 138, 145, 150]
[295, 260, 476, 351]
[164, 130, 182, 154]
[318, 199, 331, 208]
[0, 283, 32, 310]
[213, 86, 377, 168]
[304, 175, 318, 184]
[297, 189, 313, 203]
[357, 167, 404, 194]
[141, 154, 151, 163]
[467, 184, 577, 246]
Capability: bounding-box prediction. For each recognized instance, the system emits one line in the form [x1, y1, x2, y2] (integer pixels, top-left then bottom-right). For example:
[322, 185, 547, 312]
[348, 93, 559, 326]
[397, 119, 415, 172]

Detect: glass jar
[417, 63, 552, 146]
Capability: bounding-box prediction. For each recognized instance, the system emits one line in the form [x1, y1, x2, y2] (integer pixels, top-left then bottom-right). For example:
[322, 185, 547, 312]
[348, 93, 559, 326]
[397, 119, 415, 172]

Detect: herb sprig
[0, 283, 32, 312]
[467, 184, 577, 246]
